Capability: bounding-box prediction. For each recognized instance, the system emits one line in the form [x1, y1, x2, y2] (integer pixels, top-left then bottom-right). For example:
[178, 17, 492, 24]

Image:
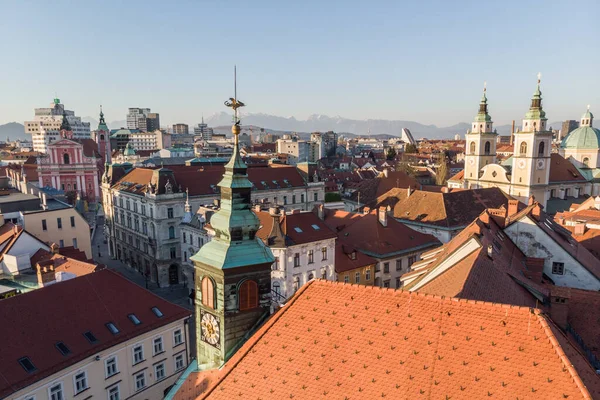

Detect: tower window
[484, 141, 491, 155]
[469, 141, 475, 155]
[538, 141, 545, 156]
[239, 280, 258, 311]
[63, 153, 70, 164]
[201, 276, 216, 309]
[520, 142, 527, 155]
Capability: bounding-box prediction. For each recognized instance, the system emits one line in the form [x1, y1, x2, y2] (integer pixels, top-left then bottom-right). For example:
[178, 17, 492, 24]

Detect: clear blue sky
[0, 0, 598, 127]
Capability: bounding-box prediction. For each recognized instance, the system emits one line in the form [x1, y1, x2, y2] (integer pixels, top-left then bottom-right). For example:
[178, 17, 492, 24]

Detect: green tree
[436, 160, 449, 186]
[325, 192, 342, 202]
[405, 143, 418, 153]
[397, 162, 416, 178]
[385, 147, 397, 160]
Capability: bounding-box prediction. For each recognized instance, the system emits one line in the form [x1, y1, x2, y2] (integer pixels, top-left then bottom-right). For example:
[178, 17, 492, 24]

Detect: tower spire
[523, 72, 547, 131]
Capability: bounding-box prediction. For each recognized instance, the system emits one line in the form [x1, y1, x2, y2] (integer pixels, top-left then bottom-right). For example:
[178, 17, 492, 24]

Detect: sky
[0, 0, 598, 128]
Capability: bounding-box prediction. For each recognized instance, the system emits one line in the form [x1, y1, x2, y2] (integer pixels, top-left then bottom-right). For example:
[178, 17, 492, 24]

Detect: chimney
[507, 200, 519, 217]
[378, 206, 388, 227]
[317, 203, 324, 220]
[573, 223, 586, 236]
[550, 288, 571, 330]
[363, 206, 371, 215]
[50, 243, 60, 254]
[36, 262, 56, 287]
[532, 203, 542, 220]
[524, 257, 544, 283]
[528, 194, 535, 206]
[487, 244, 493, 258]
[510, 120, 515, 145]
[407, 186, 413, 198]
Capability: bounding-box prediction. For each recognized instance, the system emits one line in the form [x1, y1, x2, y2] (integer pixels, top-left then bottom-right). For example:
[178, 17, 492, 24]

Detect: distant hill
[0, 122, 28, 141]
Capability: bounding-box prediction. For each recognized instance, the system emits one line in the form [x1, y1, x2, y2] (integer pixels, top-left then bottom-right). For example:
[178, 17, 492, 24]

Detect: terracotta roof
[29, 248, 102, 276]
[350, 170, 419, 206]
[323, 208, 440, 257]
[391, 187, 514, 229]
[448, 169, 464, 182]
[256, 210, 337, 246]
[549, 153, 587, 183]
[174, 280, 597, 400]
[0, 269, 190, 398]
[334, 242, 378, 273]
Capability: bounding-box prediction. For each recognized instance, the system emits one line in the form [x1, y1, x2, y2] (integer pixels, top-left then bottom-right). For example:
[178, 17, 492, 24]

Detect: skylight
[152, 307, 164, 318]
[83, 331, 98, 344]
[18, 357, 36, 373]
[106, 322, 120, 335]
[55, 342, 71, 356]
[294, 227, 303, 233]
[128, 314, 142, 325]
[311, 224, 320, 230]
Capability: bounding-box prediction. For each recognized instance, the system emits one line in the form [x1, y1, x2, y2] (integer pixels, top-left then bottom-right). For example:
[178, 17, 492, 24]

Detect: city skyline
[0, 0, 598, 127]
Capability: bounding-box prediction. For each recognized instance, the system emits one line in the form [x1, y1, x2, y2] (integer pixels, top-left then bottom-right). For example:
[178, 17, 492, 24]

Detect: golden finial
[224, 65, 245, 136]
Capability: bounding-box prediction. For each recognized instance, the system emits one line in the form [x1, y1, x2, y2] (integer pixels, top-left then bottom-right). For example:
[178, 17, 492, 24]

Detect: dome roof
[561, 126, 600, 149]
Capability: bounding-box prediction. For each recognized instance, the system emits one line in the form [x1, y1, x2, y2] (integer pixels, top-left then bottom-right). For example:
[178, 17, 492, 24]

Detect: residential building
[0, 222, 50, 276]
[554, 195, 600, 258]
[193, 118, 214, 140]
[102, 162, 323, 287]
[172, 123, 189, 134]
[37, 119, 102, 203]
[24, 98, 91, 153]
[127, 108, 160, 132]
[334, 241, 377, 285]
[561, 119, 579, 141]
[0, 269, 191, 400]
[21, 207, 92, 258]
[276, 136, 309, 164]
[168, 279, 600, 399]
[322, 207, 440, 288]
[256, 206, 337, 303]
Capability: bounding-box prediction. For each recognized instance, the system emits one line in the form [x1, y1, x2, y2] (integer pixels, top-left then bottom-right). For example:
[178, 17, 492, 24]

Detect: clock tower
[190, 68, 275, 371]
[510, 74, 551, 203]
[464, 83, 497, 187]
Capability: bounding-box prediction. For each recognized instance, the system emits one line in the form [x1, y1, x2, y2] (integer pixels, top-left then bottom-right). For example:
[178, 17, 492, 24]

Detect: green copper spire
[98, 105, 109, 132]
[524, 72, 547, 121]
[473, 82, 492, 123]
[191, 67, 274, 270]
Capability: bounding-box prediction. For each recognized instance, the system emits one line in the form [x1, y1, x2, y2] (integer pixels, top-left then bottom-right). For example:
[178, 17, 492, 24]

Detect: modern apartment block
[193, 119, 213, 140]
[24, 98, 91, 152]
[126, 108, 160, 132]
[0, 269, 191, 400]
[171, 124, 189, 134]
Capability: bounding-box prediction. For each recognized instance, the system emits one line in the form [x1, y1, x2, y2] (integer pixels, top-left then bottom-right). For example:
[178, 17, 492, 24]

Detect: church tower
[191, 68, 275, 370]
[464, 83, 497, 187]
[59, 111, 73, 140]
[96, 106, 111, 161]
[510, 74, 552, 203]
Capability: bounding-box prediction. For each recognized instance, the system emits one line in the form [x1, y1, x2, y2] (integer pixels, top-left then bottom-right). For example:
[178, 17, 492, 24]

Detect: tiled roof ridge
[536, 314, 593, 399]
[198, 279, 320, 399]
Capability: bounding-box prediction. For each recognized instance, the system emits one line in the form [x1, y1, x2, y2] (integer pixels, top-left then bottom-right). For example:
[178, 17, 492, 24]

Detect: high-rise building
[193, 117, 214, 140]
[560, 120, 579, 141]
[126, 108, 159, 132]
[24, 98, 91, 152]
[172, 123, 189, 134]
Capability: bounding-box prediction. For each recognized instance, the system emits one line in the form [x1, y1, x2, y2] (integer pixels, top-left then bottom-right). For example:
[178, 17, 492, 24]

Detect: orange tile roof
[175, 280, 597, 399]
[549, 153, 587, 183]
[256, 210, 337, 246]
[335, 242, 378, 273]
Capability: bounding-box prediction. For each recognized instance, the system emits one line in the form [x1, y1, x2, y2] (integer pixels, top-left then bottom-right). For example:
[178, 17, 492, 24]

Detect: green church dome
[561, 126, 600, 149]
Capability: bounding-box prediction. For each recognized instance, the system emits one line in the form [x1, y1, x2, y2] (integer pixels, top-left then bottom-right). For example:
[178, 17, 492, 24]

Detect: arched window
[239, 280, 258, 310]
[469, 142, 476, 154]
[538, 141, 545, 156]
[583, 157, 590, 167]
[169, 226, 175, 239]
[63, 153, 70, 164]
[201, 276, 216, 309]
[308, 273, 314, 280]
[520, 142, 527, 155]
[484, 141, 491, 155]
[100, 134, 105, 141]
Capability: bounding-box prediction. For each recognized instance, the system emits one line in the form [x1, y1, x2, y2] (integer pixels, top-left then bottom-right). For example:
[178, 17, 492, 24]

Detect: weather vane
[224, 65, 245, 128]
[537, 72, 542, 84]
[483, 81, 487, 92]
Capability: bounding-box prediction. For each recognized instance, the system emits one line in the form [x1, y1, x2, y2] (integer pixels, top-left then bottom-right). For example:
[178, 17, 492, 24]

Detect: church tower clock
[190, 68, 275, 371]
[464, 83, 497, 187]
[510, 74, 551, 203]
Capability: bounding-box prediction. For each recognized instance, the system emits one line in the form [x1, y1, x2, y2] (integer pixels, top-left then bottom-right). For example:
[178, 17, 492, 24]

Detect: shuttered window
[201, 277, 215, 309]
[239, 280, 258, 311]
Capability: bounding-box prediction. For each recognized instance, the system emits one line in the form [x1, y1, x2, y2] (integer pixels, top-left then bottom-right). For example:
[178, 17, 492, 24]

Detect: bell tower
[96, 106, 111, 161]
[511, 73, 552, 204]
[191, 67, 275, 370]
[464, 83, 497, 187]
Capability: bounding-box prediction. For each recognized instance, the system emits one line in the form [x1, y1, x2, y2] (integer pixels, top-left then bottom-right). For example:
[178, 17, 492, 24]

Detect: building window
[49, 383, 64, 400]
[274, 257, 279, 270]
[520, 141, 527, 155]
[355, 272, 360, 283]
[57, 218, 62, 229]
[383, 280, 390, 288]
[384, 262, 389, 273]
[184, 251, 187, 262]
[74, 371, 88, 394]
[42, 219, 47, 231]
[552, 262, 565, 275]
[150, 208, 153, 218]
[396, 259, 402, 271]
[538, 141, 545, 156]
[170, 247, 176, 258]
[59, 239, 64, 248]
[173, 329, 183, 346]
[239, 280, 259, 310]
[105, 356, 118, 378]
[155, 362, 166, 381]
[583, 157, 590, 167]
[469, 141, 475, 154]
[308, 250, 314, 264]
[134, 371, 146, 392]
[168, 208, 174, 218]
[169, 226, 175, 239]
[153, 337, 164, 355]
[321, 247, 327, 261]
[293, 276, 300, 292]
[183, 232, 187, 243]
[301, 193, 305, 203]
[314, 193, 318, 202]
[141, 205, 146, 215]
[344, 275, 349, 283]
[294, 253, 300, 267]
[283, 196, 288, 205]
[133, 344, 144, 365]
[201, 277, 216, 309]
[365, 268, 371, 281]
[175, 354, 185, 371]
[108, 385, 120, 400]
[70, 216, 75, 227]
[126, 200, 130, 210]
[484, 141, 491, 155]
[73, 238, 78, 248]
[408, 256, 416, 267]
[292, 195, 296, 204]
[63, 153, 70, 164]
[396, 278, 401, 288]
[273, 281, 281, 297]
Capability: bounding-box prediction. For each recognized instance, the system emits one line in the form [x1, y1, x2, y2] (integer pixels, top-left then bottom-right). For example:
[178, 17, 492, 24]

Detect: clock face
[201, 311, 221, 348]
[536, 159, 545, 170]
[518, 160, 526, 169]
[468, 158, 475, 166]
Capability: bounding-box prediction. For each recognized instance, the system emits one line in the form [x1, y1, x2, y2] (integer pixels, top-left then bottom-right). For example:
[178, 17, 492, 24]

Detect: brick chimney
[549, 287, 571, 330]
[317, 203, 324, 220]
[36, 262, 56, 287]
[528, 194, 535, 206]
[507, 199, 519, 217]
[50, 243, 60, 254]
[531, 203, 542, 220]
[573, 223, 586, 236]
[363, 206, 371, 215]
[378, 207, 388, 227]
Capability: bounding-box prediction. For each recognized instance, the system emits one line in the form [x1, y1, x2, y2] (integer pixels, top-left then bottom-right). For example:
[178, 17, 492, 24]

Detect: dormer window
[151, 307, 164, 318]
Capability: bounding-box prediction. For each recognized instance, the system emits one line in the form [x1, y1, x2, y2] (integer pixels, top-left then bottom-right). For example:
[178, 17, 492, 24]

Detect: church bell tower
[191, 67, 275, 370]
